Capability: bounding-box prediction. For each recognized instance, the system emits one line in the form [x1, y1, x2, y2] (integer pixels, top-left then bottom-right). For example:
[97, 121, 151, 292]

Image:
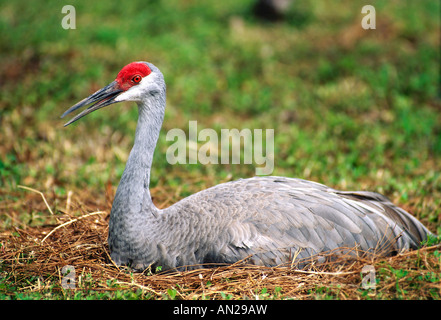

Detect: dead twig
[41, 211, 106, 244]
[18, 185, 54, 216]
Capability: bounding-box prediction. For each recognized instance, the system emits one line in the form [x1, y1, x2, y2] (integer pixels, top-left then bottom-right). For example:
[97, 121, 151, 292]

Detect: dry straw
[1, 187, 440, 299]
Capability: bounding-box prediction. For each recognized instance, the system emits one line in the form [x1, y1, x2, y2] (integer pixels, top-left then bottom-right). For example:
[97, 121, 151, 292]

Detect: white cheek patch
[115, 90, 133, 102]
[115, 74, 154, 102]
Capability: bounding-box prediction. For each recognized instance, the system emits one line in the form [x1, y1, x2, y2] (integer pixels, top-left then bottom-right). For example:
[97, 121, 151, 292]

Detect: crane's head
[61, 61, 163, 126]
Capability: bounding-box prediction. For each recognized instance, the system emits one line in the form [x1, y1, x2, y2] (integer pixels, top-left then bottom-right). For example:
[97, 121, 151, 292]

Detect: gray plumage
[62, 61, 434, 271]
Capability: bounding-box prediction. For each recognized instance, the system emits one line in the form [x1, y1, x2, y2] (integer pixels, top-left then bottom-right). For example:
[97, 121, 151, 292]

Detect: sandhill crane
[62, 61, 434, 271]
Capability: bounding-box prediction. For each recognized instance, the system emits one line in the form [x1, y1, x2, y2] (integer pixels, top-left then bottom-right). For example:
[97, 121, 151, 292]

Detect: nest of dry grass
[1, 187, 440, 300]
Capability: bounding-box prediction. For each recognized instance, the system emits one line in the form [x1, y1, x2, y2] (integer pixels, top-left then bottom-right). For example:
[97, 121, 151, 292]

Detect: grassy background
[0, 0, 440, 299]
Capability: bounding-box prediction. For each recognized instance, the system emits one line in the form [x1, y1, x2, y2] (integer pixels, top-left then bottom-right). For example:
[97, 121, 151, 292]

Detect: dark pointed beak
[61, 80, 123, 126]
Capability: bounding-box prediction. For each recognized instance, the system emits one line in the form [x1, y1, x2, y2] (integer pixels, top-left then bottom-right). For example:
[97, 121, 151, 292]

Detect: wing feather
[159, 176, 433, 268]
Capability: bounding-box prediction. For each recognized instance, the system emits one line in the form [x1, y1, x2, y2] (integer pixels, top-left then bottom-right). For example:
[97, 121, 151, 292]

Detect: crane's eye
[132, 75, 142, 83]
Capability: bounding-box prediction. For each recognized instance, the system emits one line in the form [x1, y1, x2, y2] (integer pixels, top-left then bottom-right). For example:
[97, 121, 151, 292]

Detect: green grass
[0, 0, 440, 300]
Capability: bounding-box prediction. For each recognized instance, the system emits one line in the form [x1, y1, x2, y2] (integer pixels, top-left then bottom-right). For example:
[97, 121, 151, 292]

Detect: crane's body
[62, 61, 434, 271]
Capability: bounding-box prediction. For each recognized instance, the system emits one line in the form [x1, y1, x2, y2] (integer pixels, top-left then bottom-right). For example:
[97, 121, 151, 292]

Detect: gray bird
[62, 61, 434, 271]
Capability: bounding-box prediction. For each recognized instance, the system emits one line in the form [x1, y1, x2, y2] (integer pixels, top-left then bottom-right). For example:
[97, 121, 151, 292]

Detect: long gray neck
[111, 87, 166, 219]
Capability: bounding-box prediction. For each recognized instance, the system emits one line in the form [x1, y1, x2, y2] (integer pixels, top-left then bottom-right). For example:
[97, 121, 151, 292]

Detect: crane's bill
[61, 81, 123, 127]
